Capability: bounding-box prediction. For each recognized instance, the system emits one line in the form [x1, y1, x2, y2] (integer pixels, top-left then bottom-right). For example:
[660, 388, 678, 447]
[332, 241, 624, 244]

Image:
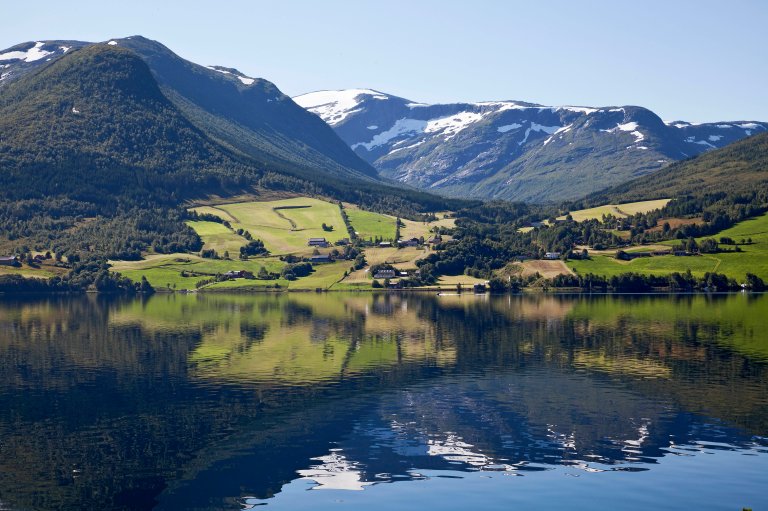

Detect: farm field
[0, 265, 57, 279]
[567, 211, 768, 281]
[343, 206, 396, 241]
[399, 213, 455, 240]
[111, 254, 288, 291]
[363, 246, 427, 268]
[111, 197, 456, 292]
[190, 197, 348, 255]
[186, 220, 245, 255]
[559, 199, 670, 222]
[519, 260, 574, 278]
[436, 274, 489, 288]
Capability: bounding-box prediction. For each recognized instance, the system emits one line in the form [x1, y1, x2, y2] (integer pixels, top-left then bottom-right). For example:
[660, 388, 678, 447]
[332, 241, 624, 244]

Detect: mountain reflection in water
[0, 293, 766, 510]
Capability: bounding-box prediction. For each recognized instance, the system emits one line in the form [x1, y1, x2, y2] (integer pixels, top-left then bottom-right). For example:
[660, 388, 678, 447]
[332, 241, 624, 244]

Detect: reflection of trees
[0, 293, 765, 510]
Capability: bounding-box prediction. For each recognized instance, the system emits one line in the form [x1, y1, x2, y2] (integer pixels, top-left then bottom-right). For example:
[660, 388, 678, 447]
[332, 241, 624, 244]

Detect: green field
[560, 199, 670, 222]
[568, 211, 768, 281]
[186, 220, 245, 255]
[111, 254, 288, 291]
[190, 198, 348, 255]
[111, 197, 454, 292]
[345, 207, 396, 241]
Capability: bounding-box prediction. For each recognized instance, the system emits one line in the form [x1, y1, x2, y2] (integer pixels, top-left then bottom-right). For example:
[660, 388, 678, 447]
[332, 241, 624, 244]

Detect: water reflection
[0, 293, 766, 510]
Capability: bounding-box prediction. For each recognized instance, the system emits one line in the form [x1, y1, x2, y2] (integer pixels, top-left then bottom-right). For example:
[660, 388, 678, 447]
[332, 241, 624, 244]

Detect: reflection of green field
[109, 293, 456, 385]
[569, 212, 768, 281]
[345, 208, 396, 241]
[568, 293, 768, 361]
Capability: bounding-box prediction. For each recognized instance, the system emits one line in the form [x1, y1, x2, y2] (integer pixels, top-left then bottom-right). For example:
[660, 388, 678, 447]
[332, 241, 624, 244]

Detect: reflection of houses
[373, 269, 396, 279]
[310, 255, 332, 264]
[543, 252, 561, 260]
[308, 237, 329, 247]
[473, 283, 487, 294]
[224, 270, 254, 279]
[0, 256, 19, 267]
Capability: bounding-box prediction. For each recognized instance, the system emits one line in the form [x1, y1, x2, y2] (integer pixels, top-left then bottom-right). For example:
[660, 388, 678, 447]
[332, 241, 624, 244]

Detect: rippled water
[0, 292, 766, 510]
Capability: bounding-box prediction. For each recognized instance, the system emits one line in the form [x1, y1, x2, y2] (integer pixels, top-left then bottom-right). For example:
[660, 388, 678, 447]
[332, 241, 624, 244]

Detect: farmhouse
[224, 270, 254, 279]
[310, 255, 332, 264]
[308, 237, 329, 247]
[427, 234, 443, 244]
[378, 241, 392, 248]
[373, 269, 396, 279]
[543, 252, 561, 260]
[0, 256, 19, 267]
[398, 237, 420, 248]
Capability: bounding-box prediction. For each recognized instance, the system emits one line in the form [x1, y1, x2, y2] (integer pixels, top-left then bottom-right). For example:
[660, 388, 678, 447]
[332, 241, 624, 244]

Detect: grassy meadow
[112, 197, 428, 291]
[344, 206, 396, 241]
[560, 199, 670, 222]
[568, 211, 768, 281]
[191, 197, 349, 256]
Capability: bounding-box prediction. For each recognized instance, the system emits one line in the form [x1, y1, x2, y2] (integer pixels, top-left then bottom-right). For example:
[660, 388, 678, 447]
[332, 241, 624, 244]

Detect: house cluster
[378, 236, 443, 249]
[310, 254, 332, 264]
[224, 270, 254, 279]
[372, 269, 416, 280]
[307, 237, 331, 248]
[0, 256, 20, 267]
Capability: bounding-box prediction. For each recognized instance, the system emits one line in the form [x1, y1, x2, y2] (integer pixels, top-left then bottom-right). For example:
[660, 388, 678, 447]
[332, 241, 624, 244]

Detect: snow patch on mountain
[352, 118, 427, 151]
[295, 89, 389, 125]
[206, 66, 255, 85]
[0, 42, 53, 63]
[497, 123, 523, 133]
[601, 122, 644, 143]
[425, 111, 484, 139]
[519, 123, 561, 145]
[543, 124, 574, 145]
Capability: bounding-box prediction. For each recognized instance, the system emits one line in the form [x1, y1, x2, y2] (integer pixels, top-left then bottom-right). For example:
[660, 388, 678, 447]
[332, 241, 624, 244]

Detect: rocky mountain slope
[294, 89, 766, 202]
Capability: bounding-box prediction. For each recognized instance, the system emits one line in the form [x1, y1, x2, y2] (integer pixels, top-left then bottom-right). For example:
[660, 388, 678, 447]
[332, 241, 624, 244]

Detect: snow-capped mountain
[294, 89, 766, 202]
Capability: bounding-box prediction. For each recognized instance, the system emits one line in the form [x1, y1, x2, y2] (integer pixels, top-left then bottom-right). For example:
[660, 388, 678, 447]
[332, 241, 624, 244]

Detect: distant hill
[0, 37, 377, 186]
[294, 89, 766, 202]
[586, 132, 768, 205]
[0, 44, 250, 204]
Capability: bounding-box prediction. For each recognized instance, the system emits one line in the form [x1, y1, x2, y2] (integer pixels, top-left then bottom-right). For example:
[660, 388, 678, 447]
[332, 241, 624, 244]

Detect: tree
[745, 273, 766, 291]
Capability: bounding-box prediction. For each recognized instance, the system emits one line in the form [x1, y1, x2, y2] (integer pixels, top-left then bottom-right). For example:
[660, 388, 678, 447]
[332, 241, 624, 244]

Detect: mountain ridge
[294, 89, 766, 202]
[1, 36, 378, 184]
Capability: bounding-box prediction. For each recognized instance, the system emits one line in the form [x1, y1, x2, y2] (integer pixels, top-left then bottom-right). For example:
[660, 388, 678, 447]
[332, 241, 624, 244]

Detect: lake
[0, 292, 766, 510]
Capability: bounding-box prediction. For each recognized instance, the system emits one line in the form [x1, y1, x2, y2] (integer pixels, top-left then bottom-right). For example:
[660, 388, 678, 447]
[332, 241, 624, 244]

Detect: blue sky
[2, 0, 766, 122]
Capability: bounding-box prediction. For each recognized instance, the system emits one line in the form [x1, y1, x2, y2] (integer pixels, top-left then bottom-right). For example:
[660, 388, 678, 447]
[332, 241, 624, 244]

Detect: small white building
[543, 252, 561, 260]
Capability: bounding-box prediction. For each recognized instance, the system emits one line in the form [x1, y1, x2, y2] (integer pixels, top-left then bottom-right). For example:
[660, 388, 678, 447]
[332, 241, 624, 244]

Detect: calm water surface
[0, 292, 766, 510]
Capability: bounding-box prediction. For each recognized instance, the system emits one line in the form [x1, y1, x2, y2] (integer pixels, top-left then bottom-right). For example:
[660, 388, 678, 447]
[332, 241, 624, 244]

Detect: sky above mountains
[2, 0, 766, 122]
